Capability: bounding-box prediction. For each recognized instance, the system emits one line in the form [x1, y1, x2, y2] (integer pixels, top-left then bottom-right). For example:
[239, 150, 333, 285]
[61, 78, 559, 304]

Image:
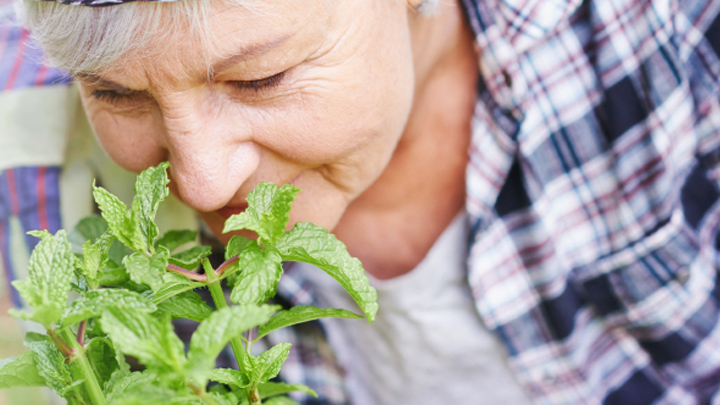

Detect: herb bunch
[0, 162, 378, 405]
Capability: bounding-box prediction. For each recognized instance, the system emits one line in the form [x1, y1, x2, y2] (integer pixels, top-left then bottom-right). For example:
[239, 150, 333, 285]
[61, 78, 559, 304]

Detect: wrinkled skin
[78, 0, 477, 279]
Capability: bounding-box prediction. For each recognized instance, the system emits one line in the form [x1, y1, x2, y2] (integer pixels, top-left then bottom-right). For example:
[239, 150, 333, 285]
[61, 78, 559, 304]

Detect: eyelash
[90, 71, 286, 105]
[229, 71, 285, 92]
[91, 90, 129, 104]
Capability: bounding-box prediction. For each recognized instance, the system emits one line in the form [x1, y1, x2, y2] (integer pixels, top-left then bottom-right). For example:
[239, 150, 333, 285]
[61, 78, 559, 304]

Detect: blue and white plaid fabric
[275, 0, 720, 403]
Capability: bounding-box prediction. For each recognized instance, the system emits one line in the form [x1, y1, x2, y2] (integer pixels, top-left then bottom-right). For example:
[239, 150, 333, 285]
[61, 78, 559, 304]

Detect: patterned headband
[43, 0, 181, 6]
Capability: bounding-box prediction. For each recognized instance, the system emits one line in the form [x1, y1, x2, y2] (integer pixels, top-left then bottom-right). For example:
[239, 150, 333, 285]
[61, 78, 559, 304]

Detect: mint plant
[0, 162, 378, 405]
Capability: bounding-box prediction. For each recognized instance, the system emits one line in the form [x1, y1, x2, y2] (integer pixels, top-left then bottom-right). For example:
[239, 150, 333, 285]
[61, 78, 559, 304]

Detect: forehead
[98, 0, 335, 85]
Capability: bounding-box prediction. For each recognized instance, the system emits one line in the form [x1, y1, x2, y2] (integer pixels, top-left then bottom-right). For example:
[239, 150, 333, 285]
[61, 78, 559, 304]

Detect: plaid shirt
[273, 0, 720, 403]
[3, 0, 720, 403]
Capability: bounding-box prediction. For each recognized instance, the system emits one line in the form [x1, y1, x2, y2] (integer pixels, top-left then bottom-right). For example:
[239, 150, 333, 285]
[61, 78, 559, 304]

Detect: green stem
[60, 328, 106, 405]
[203, 260, 246, 372]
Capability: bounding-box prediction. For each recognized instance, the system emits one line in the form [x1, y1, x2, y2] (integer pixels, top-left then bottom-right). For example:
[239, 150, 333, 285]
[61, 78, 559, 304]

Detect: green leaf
[100, 308, 186, 374]
[25, 338, 72, 395]
[103, 338, 131, 394]
[155, 290, 213, 322]
[27, 229, 52, 240]
[168, 245, 212, 270]
[68, 215, 109, 253]
[123, 247, 170, 291]
[209, 391, 242, 405]
[155, 229, 197, 253]
[230, 242, 283, 306]
[208, 368, 246, 387]
[85, 337, 119, 387]
[70, 270, 90, 293]
[225, 235, 252, 260]
[105, 372, 201, 405]
[258, 382, 317, 399]
[105, 371, 158, 402]
[256, 306, 362, 341]
[187, 305, 279, 380]
[99, 262, 130, 286]
[93, 182, 147, 252]
[130, 162, 170, 247]
[10, 230, 75, 328]
[246, 343, 291, 386]
[0, 350, 45, 388]
[152, 274, 205, 304]
[59, 289, 156, 329]
[263, 396, 299, 405]
[222, 183, 300, 245]
[276, 222, 377, 322]
[60, 379, 87, 399]
[80, 231, 114, 288]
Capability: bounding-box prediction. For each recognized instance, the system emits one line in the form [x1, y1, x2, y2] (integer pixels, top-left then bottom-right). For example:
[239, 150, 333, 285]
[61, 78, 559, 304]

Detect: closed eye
[90, 89, 149, 106]
[230, 71, 285, 92]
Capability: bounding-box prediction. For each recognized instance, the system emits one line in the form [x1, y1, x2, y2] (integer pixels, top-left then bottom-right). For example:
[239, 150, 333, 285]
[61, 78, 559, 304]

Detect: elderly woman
[10, 0, 720, 403]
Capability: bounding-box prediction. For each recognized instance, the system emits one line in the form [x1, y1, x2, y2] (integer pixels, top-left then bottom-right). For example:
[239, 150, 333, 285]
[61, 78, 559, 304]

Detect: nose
[158, 99, 260, 213]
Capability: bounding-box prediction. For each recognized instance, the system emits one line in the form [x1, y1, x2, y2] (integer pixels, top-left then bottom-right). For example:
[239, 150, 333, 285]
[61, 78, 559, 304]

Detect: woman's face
[78, 0, 417, 243]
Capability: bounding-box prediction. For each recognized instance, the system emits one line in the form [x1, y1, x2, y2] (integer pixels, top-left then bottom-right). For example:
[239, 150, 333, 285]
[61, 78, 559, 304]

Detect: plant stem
[60, 328, 106, 405]
[203, 259, 246, 372]
[47, 329, 75, 358]
[215, 255, 239, 277]
[76, 321, 87, 347]
[166, 263, 207, 282]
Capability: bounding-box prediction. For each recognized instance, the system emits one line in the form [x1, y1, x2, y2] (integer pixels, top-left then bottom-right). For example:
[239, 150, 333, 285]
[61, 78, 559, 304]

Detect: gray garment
[295, 212, 532, 405]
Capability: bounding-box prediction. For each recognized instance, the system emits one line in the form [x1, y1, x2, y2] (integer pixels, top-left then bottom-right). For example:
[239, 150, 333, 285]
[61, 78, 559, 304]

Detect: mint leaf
[263, 396, 298, 405]
[10, 230, 75, 328]
[123, 247, 170, 291]
[276, 223, 377, 322]
[246, 343, 291, 386]
[0, 350, 45, 388]
[100, 261, 130, 287]
[209, 391, 243, 405]
[168, 245, 212, 270]
[93, 182, 146, 252]
[27, 229, 52, 240]
[130, 162, 170, 247]
[85, 337, 119, 387]
[256, 306, 362, 341]
[25, 337, 72, 395]
[80, 231, 114, 288]
[68, 215, 108, 253]
[106, 372, 200, 404]
[155, 229, 197, 253]
[258, 382, 317, 399]
[59, 289, 156, 328]
[208, 368, 246, 387]
[230, 242, 283, 305]
[226, 235, 252, 260]
[156, 290, 213, 322]
[223, 183, 300, 245]
[187, 305, 278, 380]
[152, 274, 204, 304]
[100, 308, 186, 374]
[105, 371, 158, 402]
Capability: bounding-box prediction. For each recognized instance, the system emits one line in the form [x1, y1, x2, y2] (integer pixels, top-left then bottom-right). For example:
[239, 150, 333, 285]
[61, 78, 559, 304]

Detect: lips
[216, 203, 249, 220]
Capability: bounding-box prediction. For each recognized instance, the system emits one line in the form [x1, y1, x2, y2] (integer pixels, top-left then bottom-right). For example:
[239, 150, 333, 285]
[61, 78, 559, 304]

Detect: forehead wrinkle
[206, 33, 293, 81]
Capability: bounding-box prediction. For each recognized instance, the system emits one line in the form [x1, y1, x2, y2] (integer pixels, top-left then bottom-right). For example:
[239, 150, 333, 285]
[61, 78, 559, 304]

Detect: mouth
[216, 203, 249, 220]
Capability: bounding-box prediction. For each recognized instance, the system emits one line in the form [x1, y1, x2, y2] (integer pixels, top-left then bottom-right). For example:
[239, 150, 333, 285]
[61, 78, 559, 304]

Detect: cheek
[82, 98, 166, 174]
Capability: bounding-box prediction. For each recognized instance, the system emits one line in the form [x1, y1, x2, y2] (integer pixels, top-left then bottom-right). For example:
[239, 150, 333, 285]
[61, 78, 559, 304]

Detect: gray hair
[15, 0, 441, 76]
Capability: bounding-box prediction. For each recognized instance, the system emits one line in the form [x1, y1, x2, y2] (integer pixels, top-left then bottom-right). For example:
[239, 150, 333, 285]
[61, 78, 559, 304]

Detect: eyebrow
[208, 34, 292, 80]
[76, 75, 136, 94]
[76, 34, 293, 89]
